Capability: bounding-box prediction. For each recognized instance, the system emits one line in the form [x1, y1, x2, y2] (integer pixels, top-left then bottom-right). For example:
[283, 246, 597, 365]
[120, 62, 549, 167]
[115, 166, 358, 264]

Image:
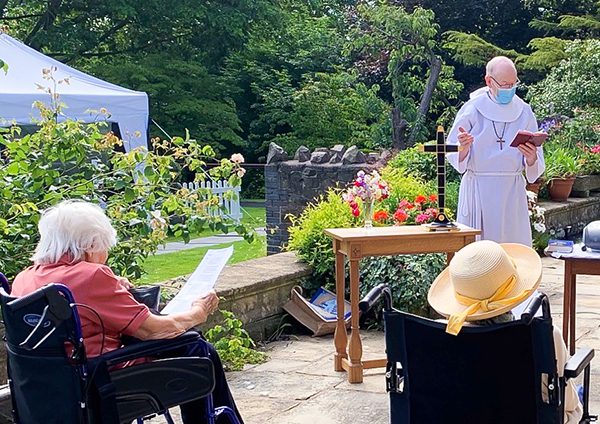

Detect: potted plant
[525, 177, 545, 195]
[544, 147, 579, 201]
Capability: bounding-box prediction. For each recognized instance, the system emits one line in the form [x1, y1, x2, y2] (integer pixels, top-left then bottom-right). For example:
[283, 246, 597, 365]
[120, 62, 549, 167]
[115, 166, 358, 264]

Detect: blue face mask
[495, 86, 516, 104]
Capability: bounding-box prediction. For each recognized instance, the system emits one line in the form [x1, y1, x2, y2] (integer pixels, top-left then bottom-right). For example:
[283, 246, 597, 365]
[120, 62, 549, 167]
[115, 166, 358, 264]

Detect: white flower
[236, 168, 246, 178]
[534, 223, 546, 233]
[230, 153, 245, 164]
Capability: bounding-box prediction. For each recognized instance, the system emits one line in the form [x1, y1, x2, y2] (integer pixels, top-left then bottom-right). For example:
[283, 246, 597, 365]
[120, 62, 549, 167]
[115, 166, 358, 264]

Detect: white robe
[446, 87, 545, 246]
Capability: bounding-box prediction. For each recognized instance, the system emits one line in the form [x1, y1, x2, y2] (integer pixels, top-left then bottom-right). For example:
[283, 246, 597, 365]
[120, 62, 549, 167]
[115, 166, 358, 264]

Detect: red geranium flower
[415, 194, 427, 204]
[374, 210, 389, 223]
[429, 194, 438, 202]
[394, 209, 408, 223]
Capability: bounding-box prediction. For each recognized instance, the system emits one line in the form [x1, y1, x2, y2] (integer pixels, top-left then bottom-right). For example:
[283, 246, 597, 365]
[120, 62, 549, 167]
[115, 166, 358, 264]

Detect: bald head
[486, 56, 517, 78]
[484, 56, 518, 98]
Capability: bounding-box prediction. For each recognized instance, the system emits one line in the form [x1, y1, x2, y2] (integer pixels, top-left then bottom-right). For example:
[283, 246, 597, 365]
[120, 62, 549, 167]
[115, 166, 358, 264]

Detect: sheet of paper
[161, 245, 234, 315]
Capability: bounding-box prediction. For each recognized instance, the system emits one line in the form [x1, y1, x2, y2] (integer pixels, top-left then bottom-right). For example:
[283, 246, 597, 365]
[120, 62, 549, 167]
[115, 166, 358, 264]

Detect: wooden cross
[420, 125, 460, 230]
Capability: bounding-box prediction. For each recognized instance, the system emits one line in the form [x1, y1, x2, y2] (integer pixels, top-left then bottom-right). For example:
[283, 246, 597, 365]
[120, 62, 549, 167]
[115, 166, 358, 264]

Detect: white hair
[32, 200, 117, 264]
[485, 56, 516, 77]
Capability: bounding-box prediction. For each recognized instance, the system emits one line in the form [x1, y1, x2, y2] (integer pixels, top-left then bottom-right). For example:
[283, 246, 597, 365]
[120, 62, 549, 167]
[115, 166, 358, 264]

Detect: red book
[509, 130, 548, 148]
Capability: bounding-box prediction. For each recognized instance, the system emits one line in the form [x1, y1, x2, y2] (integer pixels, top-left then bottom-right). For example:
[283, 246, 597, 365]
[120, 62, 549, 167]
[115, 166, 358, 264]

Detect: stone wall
[162, 252, 312, 340]
[541, 196, 600, 237]
[265, 143, 390, 255]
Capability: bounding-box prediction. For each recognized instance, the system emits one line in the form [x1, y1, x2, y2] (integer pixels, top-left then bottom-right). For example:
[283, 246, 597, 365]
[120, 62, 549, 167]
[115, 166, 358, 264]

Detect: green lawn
[137, 236, 266, 284]
[164, 206, 265, 243]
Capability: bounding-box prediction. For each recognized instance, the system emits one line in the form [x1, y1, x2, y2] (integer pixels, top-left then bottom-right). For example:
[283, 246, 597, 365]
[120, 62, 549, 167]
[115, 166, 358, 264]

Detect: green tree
[88, 55, 244, 154]
[347, 1, 463, 148]
[268, 70, 391, 152]
[224, 1, 349, 159]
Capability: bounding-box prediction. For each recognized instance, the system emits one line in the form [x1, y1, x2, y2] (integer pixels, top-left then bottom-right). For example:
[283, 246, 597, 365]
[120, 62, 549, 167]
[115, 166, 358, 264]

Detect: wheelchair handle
[0, 272, 9, 293]
[359, 284, 392, 313]
[521, 292, 550, 324]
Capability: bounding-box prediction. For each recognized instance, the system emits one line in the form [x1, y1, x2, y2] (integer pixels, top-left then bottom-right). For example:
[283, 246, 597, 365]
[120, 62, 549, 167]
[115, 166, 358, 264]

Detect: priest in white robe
[446, 56, 545, 246]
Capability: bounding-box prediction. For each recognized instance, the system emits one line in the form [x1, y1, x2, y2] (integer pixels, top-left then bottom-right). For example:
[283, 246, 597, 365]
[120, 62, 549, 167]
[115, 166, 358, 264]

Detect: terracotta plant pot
[525, 179, 544, 195]
[548, 177, 576, 202]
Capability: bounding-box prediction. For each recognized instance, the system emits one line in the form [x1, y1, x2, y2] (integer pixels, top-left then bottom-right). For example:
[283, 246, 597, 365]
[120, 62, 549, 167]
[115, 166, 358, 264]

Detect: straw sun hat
[428, 240, 542, 335]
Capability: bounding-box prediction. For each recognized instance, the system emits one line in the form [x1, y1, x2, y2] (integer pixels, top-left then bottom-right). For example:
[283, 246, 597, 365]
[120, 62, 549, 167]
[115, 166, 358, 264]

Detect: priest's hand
[518, 142, 537, 166]
[457, 127, 474, 148]
[457, 127, 473, 162]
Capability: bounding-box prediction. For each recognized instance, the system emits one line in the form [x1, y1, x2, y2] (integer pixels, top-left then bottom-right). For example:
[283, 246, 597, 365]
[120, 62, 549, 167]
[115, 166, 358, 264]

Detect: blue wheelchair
[360, 284, 596, 424]
[0, 272, 241, 424]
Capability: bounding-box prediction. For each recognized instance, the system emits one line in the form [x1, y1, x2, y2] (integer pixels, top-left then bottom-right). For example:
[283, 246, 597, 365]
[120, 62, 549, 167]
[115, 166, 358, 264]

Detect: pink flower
[230, 153, 245, 163]
[591, 145, 600, 154]
[416, 213, 430, 224]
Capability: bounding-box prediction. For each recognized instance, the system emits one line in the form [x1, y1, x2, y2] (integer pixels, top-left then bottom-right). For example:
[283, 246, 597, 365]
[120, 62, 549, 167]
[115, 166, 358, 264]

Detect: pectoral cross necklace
[492, 121, 508, 150]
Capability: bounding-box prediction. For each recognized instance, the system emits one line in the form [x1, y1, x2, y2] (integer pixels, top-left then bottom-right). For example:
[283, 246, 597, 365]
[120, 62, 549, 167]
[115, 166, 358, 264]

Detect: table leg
[347, 259, 363, 383]
[569, 272, 577, 356]
[562, 261, 572, 347]
[333, 246, 348, 372]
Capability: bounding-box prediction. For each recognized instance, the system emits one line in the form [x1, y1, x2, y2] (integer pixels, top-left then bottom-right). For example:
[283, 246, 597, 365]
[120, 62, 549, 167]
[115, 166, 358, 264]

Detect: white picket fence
[182, 180, 243, 223]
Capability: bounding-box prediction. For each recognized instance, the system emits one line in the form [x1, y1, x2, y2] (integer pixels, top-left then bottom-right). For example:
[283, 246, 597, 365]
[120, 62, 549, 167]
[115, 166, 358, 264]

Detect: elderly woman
[11, 200, 243, 424]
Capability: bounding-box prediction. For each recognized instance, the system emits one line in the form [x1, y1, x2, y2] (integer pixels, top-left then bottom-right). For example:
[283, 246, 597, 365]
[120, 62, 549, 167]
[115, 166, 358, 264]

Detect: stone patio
[159, 255, 600, 423]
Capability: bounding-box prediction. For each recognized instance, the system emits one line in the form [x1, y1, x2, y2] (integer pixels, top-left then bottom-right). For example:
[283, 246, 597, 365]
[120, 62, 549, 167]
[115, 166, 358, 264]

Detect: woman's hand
[117, 276, 133, 290]
[191, 290, 220, 322]
[518, 142, 537, 166]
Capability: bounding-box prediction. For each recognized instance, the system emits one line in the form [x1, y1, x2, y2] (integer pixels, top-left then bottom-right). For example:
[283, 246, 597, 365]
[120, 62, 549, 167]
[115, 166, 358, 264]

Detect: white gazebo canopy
[0, 33, 148, 151]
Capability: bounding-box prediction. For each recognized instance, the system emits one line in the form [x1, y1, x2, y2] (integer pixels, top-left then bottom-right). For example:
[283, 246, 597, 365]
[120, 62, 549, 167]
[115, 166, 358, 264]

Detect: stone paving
[153, 256, 600, 423]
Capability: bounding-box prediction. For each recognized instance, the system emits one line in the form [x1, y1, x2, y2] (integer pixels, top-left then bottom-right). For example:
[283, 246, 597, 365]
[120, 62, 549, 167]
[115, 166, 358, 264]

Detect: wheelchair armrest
[564, 348, 594, 379]
[96, 330, 202, 367]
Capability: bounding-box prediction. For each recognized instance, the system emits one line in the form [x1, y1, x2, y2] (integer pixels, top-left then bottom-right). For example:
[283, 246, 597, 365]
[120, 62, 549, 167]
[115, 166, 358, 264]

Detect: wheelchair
[0, 272, 241, 424]
[361, 284, 596, 424]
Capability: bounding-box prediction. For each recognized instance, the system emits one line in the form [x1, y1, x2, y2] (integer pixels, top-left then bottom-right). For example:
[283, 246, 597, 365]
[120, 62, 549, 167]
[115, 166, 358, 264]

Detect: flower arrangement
[372, 194, 439, 226]
[343, 170, 389, 226]
[393, 194, 439, 225]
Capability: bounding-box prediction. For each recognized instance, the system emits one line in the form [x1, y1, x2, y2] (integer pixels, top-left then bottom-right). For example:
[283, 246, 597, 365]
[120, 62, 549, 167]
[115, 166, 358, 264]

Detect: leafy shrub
[205, 310, 267, 371]
[529, 40, 600, 117]
[360, 254, 446, 317]
[579, 144, 600, 175]
[287, 189, 355, 289]
[387, 143, 462, 183]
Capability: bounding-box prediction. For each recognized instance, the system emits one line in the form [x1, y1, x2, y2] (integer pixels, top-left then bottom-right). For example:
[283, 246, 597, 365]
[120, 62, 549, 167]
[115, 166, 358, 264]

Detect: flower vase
[363, 200, 375, 229]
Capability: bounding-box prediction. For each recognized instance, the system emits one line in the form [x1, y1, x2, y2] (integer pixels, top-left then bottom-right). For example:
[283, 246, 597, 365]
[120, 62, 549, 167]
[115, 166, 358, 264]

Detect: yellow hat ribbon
[445, 273, 533, 336]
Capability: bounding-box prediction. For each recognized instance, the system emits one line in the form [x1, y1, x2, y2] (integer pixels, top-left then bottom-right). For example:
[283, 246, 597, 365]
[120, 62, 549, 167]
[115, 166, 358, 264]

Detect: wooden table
[324, 225, 480, 383]
[559, 257, 600, 355]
